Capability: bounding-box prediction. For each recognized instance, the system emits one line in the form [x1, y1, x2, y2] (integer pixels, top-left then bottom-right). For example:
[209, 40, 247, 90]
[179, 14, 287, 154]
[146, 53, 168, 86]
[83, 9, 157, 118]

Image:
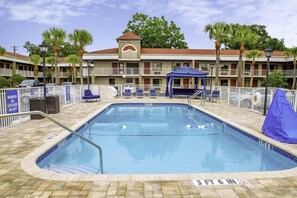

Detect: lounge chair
[82, 89, 100, 102]
[204, 89, 211, 100]
[211, 90, 220, 102]
[123, 89, 132, 98]
[136, 88, 144, 98]
[149, 88, 157, 98]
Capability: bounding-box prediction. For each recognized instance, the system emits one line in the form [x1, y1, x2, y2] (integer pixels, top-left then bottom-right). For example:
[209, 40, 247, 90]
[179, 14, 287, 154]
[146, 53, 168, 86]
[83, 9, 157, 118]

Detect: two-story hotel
[1, 32, 294, 91]
[83, 32, 294, 92]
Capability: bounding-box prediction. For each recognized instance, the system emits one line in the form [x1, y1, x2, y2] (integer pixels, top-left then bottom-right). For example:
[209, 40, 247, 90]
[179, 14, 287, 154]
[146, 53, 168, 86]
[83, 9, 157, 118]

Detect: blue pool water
[38, 103, 297, 174]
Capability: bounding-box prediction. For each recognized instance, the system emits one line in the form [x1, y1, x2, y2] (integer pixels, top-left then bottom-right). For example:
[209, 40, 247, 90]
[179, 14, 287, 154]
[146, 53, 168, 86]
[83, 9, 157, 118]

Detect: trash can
[29, 97, 46, 119]
[46, 95, 60, 114]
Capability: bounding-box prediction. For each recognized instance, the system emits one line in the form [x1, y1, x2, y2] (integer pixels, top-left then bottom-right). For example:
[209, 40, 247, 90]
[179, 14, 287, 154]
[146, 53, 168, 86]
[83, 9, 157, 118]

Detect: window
[221, 80, 228, 86]
[173, 79, 181, 86]
[152, 62, 162, 71]
[172, 62, 181, 70]
[183, 62, 190, 66]
[126, 78, 133, 83]
[109, 78, 115, 85]
[19, 66, 23, 70]
[200, 63, 208, 71]
[0, 63, 3, 68]
[153, 79, 161, 86]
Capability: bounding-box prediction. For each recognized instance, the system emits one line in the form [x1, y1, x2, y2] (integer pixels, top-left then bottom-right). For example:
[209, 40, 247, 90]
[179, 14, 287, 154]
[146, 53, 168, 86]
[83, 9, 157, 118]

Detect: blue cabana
[166, 66, 208, 98]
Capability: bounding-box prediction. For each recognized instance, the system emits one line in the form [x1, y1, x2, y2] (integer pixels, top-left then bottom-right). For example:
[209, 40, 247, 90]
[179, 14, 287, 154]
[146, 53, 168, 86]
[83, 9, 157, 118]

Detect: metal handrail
[188, 90, 205, 106]
[0, 111, 104, 174]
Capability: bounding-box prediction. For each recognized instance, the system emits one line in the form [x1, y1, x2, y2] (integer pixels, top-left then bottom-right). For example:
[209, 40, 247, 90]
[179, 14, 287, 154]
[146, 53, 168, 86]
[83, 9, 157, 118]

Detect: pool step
[44, 164, 99, 174]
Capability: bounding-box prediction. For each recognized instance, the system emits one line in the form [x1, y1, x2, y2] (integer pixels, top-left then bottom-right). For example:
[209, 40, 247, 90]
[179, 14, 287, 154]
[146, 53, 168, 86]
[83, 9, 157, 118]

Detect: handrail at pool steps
[0, 111, 104, 174]
[188, 90, 205, 106]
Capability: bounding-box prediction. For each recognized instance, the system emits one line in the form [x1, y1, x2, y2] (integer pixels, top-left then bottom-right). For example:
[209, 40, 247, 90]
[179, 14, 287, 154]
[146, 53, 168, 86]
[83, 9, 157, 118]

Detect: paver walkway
[1, 98, 297, 197]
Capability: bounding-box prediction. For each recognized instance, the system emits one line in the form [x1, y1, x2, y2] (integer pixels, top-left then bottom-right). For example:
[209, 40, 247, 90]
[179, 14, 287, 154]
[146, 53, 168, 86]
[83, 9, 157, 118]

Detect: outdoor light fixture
[39, 40, 48, 100]
[263, 47, 273, 116]
[210, 63, 215, 101]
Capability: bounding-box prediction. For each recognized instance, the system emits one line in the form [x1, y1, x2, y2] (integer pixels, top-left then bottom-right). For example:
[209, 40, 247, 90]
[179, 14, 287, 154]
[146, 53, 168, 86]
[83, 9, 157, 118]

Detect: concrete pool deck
[1, 97, 297, 197]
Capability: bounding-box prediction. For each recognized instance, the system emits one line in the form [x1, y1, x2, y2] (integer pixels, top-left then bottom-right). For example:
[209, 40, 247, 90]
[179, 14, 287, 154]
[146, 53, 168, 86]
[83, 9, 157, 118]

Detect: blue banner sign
[66, 86, 70, 102]
[6, 90, 19, 114]
[30, 88, 34, 95]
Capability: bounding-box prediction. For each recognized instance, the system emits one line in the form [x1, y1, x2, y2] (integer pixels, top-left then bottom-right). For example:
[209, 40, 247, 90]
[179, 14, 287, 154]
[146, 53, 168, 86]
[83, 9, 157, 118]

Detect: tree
[24, 41, 78, 57]
[284, 47, 297, 89]
[23, 41, 41, 56]
[204, 22, 231, 86]
[0, 76, 9, 88]
[66, 54, 79, 83]
[223, 24, 285, 51]
[29, 54, 41, 80]
[262, 71, 288, 88]
[0, 46, 6, 56]
[69, 29, 93, 84]
[246, 50, 262, 87]
[42, 27, 66, 84]
[46, 56, 55, 83]
[124, 13, 188, 49]
[8, 74, 25, 87]
[46, 69, 53, 83]
[233, 26, 258, 87]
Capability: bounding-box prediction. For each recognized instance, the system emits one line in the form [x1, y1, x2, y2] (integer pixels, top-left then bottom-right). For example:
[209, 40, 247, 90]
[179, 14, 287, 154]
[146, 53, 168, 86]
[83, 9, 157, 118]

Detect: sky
[0, 0, 297, 55]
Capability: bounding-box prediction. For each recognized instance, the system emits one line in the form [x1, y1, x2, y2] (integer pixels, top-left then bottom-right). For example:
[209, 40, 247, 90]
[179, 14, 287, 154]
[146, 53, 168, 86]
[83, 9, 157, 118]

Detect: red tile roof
[87, 47, 284, 57]
[4, 52, 30, 61]
[116, 32, 142, 41]
[87, 48, 118, 54]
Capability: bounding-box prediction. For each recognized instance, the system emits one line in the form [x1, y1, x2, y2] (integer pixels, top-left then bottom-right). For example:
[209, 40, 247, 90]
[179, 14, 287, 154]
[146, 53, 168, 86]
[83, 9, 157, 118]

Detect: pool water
[38, 103, 297, 174]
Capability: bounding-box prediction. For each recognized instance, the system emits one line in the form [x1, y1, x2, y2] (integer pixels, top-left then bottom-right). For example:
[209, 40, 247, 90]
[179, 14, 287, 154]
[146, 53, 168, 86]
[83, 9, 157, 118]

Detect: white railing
[0, 68, 12, 76]
[1, 84, 296, 129]
[218, 86, 297, 113]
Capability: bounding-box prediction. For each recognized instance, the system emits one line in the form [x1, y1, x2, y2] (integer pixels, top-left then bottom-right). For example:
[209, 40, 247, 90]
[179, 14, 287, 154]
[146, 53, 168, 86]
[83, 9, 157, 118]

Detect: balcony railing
[1, 68, 296, 78]
[90, 68, 174, 76]
[0, 68, 12, 76]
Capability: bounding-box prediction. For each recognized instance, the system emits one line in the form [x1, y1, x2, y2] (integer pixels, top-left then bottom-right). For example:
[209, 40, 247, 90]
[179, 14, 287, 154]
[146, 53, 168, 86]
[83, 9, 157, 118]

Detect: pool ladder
[188, 90, 205, 106]
[0, 111, 104, 174]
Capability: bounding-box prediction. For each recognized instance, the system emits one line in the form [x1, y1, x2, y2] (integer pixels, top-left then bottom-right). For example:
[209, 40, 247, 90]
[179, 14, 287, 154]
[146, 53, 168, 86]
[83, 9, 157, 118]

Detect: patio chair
[136, 88, 144, 98]
[123, 89, 132, 98]
[149, 88, 157, 98]
[82, 89, 100, 102]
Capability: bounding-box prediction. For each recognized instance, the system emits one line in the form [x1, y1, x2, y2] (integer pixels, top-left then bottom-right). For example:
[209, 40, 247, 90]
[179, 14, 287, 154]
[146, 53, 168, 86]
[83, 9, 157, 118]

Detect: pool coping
[21, 101, 297, 181]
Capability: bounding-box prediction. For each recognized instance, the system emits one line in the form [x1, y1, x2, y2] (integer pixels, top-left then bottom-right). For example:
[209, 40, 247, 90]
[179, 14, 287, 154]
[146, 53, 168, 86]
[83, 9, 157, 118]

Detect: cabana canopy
[166, 66, 208, 98]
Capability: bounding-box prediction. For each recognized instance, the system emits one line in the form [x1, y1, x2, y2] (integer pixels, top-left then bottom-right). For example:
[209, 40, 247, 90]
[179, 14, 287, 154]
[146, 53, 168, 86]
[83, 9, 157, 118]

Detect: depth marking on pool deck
[193, 179, 249, 186]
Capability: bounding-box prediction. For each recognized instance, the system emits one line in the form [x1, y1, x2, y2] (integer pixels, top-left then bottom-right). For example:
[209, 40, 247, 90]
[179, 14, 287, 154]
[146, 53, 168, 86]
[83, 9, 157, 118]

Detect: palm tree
[284, 47, 297, 89]
[246, 50, 262, 87]
[204, 22, 231, 86]
[46, 56, 55, 83]
[42, 27, 66, 84]
[29, 54, 41, 80]
[69, 29, 93, 84]
[233, 27, 258, 87]
[66, 54, 79, 83]
[0, 46, 5, 56]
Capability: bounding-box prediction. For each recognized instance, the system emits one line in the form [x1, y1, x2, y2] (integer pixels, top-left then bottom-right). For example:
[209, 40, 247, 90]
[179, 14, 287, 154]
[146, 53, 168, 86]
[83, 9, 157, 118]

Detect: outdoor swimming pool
[37, 103, 297, 174]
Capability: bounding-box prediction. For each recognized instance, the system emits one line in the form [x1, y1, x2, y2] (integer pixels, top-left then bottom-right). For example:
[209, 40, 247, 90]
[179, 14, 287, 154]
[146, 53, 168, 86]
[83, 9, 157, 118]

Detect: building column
[12, 61, 16, 75]
[242, 60, 245, 87]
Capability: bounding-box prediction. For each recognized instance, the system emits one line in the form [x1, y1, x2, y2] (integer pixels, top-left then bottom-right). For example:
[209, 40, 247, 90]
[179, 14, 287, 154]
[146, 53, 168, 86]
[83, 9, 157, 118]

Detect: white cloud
[130, 0, 297, 47]
[1, 0, 104, 25]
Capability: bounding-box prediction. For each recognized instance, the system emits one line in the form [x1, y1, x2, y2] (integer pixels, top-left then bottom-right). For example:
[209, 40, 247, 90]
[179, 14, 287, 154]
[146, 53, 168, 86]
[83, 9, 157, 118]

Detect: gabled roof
[116, 32, 142, 41]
